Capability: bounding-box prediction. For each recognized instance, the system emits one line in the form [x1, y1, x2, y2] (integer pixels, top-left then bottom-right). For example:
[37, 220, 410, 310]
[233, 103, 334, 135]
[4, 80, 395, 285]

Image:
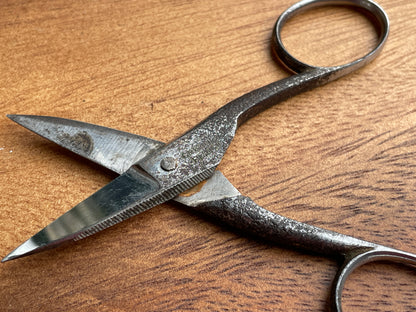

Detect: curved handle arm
[192, 195, 416, 311]
[193, 195, 377, 257]
[136, 0, 389, 201]
[217, 0, 390, 128]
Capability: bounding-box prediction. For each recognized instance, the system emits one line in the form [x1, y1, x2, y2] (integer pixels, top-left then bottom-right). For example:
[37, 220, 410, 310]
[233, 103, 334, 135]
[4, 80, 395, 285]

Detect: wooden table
[1, 0, 416, 310]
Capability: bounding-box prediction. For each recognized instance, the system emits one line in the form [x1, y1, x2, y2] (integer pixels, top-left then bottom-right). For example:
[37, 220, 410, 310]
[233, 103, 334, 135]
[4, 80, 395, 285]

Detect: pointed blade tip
[1, 237, 45, 263]
[6, 114, 18, 120]
[1, 249, 24, 263]
[7, 114, 29, 124]
[1, 253, 16, 263]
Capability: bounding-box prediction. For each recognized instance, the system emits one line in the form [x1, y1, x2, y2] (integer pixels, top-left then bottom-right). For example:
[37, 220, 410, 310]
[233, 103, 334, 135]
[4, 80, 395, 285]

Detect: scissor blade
[7, 114, 164, 174]
[2, 166, 161, 262]
[6, 114, 240, 204]
[4, 115, 244, 262]
[2, 170, 241, 262]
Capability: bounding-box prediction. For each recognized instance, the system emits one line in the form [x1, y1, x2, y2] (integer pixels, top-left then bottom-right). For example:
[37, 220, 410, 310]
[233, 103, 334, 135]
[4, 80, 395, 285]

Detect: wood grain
[1, 0, 416, 310]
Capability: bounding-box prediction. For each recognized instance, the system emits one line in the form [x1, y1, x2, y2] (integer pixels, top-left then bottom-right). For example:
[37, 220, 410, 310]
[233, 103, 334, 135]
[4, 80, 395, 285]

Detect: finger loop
[273, 0, 390, 75]
[332, 247, 416, 311]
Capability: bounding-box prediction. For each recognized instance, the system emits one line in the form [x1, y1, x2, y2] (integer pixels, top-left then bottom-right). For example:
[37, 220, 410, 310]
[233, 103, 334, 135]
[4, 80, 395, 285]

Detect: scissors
[3, 0, 415, 310]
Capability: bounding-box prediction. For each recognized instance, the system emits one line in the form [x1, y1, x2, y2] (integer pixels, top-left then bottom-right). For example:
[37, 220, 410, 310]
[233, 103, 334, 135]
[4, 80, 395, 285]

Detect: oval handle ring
[331, 247, 416, 311]
[273, 0, 390, 77]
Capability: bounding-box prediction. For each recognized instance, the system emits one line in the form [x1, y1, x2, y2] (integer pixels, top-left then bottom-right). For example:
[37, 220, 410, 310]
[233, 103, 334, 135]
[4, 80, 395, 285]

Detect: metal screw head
[160, 157, 177, 171]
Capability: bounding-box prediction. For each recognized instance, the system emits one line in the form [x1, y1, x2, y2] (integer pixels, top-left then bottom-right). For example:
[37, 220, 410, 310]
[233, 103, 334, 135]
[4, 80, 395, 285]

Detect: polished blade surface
[2, 166, 161, 262]
[176, 170, 241, 207]
[7, 114, 164, 174]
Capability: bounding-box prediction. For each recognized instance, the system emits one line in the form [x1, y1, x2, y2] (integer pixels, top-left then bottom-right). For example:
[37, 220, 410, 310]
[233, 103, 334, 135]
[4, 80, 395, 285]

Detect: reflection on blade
[6, 115, 241, 205]
[2, 166, 160, 262]
[176, 171, 241, 206]
[7, 115, 164, 174]
[3, 115, 245, 262]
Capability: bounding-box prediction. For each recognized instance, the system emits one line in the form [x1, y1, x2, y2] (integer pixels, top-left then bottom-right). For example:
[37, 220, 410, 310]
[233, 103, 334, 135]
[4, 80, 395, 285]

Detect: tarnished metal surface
[5, 1, 391, 263]
[191, 195, 416, 311]
[6, 115, 240, 204]
[7, 115, 164, 175]
[3, 1, 406, 311]
[273, 0, 390, 75]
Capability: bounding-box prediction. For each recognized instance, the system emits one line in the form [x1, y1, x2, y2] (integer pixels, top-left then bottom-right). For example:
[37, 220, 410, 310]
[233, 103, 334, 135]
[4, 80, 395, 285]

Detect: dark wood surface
[1, 0, 416, 310]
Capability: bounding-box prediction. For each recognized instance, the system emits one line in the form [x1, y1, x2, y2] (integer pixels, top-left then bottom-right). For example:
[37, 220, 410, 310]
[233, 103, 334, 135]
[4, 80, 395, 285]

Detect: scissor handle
[210, 0, 390, 128]
[332, 246, 416, 311]
[273, 0, 390, 76]
[191, 193, 416, 311]
[139, 0, 390, 196]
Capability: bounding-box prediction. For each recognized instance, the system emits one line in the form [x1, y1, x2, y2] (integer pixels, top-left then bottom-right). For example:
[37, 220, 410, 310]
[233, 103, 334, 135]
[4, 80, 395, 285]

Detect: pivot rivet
[160, 157, 177, 171]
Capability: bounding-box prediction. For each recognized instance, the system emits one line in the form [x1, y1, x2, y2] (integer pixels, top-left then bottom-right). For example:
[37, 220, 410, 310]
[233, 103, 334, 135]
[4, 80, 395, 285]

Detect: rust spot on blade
[57, 131, 94, 155]
[179, 180, 208, 197]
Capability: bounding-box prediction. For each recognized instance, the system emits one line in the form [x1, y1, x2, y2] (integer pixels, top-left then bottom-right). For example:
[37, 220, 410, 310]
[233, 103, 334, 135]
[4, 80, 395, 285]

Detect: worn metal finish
[7, 115, 165, 175]
[5, 116, 240, 204]
[273, 0, 390, 75]
[186, 188, 416, 311]
[3, 1, 407, 311]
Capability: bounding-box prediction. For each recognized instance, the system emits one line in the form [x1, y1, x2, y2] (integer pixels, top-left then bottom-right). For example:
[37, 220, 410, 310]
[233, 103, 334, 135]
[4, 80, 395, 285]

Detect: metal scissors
[3, 0, 415, 310]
